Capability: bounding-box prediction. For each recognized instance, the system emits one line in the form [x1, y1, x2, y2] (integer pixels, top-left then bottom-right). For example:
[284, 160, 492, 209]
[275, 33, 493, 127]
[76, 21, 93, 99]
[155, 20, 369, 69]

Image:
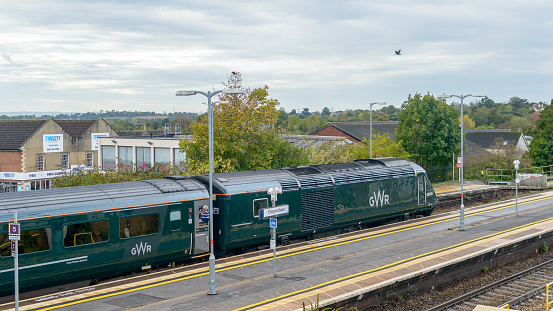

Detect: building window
[37, 155, 44, 171]
[136, 147, 151, 170]
[61, 153, 69, 169]
[86, 152, 93, 167]
[173, 148, 186, 167]
[118, 146, 133, 168]
[102, 146, 116, 170]
[154, 147, 170, 164]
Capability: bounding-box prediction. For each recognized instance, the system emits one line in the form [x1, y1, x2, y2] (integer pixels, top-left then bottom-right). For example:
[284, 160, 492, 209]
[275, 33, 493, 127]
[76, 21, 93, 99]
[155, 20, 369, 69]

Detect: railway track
[426, 258, 553, 311]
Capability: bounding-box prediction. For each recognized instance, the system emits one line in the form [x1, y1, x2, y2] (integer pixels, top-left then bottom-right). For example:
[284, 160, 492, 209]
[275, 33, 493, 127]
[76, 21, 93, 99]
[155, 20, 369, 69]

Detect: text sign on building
[259, 204, 289, 220]
[91, 133, 109, 150]
[43, 134, 63, 153]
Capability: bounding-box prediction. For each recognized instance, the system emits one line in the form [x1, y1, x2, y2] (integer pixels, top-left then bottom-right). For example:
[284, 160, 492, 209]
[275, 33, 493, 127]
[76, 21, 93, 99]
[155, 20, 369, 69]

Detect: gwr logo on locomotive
[131, 241, 152, 256]
[369, 190, 390, 208]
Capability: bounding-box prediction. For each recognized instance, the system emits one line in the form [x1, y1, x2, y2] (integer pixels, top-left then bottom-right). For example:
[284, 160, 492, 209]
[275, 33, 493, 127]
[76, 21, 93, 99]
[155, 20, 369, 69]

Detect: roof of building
[54, 119, 97, 137]
[311, 121, 399, 142]
[281, 134, 352, 149]
[116, 130, 169, 137]
[464, 130, 523, 149]
[0, 120, 48, 150]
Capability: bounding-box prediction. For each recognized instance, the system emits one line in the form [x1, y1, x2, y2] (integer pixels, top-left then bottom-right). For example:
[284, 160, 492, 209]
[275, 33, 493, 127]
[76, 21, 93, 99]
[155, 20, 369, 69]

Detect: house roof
[0, 120, 48, 150]
[464, 130, 523, 149]
[116, 130, 169, 137]
[281, 134, 352, 149]
[54, 119, 96, 137]
[312, 121, 399, 142]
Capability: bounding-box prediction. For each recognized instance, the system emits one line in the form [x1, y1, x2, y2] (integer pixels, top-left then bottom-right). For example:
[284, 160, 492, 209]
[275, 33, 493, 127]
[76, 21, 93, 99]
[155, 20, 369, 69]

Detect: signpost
[264, 187, 285, 278]
[514, 160, 520, 216]
[9, 212, 20, 311]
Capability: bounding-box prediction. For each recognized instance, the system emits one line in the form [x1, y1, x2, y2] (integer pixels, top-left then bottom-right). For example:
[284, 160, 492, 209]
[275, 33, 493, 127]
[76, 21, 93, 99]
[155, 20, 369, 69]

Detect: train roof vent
[296, 175, 333, 189]
[283, 166, 322, 176]
[278, 178, 300, 191]
[376, 157, 410, 167]
[142, 179, 187, 193]
[388, 166, 414, 177]
[330, 172, 349, 185]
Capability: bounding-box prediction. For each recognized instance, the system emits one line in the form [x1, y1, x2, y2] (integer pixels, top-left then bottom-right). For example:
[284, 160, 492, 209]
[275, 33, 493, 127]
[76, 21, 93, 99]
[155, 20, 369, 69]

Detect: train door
[417, 174, 426, 205]
[193, 199, 210, 254]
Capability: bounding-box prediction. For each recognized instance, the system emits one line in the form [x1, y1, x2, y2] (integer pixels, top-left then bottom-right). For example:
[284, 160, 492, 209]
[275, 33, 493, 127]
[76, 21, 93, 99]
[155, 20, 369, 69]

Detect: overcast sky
[1, 0, 552, 114]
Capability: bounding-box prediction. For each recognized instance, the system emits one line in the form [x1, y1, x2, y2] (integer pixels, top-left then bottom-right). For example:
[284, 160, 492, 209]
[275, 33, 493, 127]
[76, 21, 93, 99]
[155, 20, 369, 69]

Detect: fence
[485, 165, 553, 184]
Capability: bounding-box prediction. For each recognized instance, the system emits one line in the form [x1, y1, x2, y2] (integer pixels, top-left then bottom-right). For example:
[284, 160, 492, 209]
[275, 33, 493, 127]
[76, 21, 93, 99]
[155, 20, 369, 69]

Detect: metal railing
[486, 165, 553, 184]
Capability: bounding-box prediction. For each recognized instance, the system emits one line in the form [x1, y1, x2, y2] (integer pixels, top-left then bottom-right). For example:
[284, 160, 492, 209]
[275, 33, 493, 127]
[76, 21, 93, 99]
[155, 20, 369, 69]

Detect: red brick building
[311, 121, 399, 143]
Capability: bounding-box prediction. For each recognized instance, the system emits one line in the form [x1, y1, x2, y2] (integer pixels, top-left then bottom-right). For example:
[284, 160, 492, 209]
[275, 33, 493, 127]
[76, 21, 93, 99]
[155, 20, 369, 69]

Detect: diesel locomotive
[0, 157, 437, 297]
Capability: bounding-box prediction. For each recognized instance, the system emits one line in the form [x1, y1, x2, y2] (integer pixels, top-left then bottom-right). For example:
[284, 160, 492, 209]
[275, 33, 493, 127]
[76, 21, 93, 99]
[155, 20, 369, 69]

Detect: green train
[0, 158, 437, 297]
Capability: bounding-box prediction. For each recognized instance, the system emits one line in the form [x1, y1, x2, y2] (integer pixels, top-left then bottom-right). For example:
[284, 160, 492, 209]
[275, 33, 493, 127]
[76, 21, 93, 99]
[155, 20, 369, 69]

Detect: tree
[462, 115, 475, 129]
[321, 107, 331, 117]
[179, 73, 309, 174]
[396, 93, 460, 167]
[530, 99, 553, 166]
[348, 133, 411, 160]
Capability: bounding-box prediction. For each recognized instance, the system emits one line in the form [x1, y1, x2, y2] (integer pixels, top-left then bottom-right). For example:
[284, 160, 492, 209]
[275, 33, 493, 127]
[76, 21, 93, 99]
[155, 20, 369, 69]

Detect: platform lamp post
[437, 93, 487, 231]
[369, 102, 386, 159]
[176, 88, 244, 295]
[514, 160, 520, 216]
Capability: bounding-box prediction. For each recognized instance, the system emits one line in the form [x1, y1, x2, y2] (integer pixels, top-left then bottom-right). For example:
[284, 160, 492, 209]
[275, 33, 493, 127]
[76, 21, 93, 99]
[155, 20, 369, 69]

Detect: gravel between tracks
[367, 252, 553, 311]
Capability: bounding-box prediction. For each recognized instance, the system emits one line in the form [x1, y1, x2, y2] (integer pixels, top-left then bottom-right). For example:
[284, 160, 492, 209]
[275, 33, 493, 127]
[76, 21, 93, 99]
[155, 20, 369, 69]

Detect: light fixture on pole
[437, 93, 486, 231]
[369, 102, 386, 159]
[176, 87, 244, 295]
[513, 160, 520, 216]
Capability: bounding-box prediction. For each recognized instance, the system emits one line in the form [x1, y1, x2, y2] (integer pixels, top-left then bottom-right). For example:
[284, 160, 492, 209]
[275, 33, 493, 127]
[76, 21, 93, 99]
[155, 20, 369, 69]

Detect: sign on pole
[270, 218, 277, 228]
[259, 205, 289, 220]
[9, 223, 20, 241]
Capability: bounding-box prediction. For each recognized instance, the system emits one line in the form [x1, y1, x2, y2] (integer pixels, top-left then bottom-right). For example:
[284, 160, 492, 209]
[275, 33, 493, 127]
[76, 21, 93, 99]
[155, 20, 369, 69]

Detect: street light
[513, 160, 520, 216]
[176, 87, 244, 295]
[437, 93, 487, 231]
[369, 102, 386, 158]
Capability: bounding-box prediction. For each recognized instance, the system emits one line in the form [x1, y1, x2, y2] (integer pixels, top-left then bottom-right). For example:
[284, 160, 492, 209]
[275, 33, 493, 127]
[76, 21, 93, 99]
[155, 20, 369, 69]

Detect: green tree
[396, 93, 460, 167]
[530, 99, 553, 166]
[348, 133, 411, 160]
[179, 73, 309, 174]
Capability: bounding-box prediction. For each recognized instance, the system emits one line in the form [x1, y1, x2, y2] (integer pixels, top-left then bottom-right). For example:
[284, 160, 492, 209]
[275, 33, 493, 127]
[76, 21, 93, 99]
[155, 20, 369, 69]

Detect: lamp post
[437, 93, 486, 231]
[513, 160, 520, 216]
[176, 88, 244, 295]
[369, 102, 386, 158]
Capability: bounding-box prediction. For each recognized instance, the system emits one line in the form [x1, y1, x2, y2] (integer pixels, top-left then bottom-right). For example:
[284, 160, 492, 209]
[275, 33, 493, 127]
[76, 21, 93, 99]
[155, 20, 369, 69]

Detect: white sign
[457, 157, 462, 164]
[43, 134, 64, 153]
[259, 204, 289, 220]
[91, 133, 109, 150]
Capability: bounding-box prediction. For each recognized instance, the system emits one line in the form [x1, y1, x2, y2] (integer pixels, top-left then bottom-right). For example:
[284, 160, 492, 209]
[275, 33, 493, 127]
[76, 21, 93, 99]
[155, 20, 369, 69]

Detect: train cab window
[170, 210, 181, 231]
[63, 220, 109, 247]
[253, 198, 268, 218]
[119, 214, 159, 238]
[0, 228, 51, 257]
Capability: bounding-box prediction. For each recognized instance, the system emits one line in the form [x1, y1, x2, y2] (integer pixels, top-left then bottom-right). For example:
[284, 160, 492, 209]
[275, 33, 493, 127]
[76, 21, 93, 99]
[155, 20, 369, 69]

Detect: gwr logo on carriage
[369, 190, 389, 208]
[131, 241, 152, 256]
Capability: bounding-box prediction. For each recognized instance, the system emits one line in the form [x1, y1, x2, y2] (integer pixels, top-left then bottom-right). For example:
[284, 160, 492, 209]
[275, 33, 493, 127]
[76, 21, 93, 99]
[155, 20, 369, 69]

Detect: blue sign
[270, 218, 277, 228]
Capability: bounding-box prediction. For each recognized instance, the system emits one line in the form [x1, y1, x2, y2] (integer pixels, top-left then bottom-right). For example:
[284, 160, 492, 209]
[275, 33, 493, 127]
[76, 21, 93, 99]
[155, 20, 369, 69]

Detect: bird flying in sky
[395, 50, 401, 55]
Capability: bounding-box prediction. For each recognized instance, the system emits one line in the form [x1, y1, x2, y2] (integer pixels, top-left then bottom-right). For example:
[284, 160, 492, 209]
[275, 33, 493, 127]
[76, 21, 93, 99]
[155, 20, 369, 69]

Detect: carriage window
[120, 214, 159, 238]
[253, 198, 268, 218]
[0, 228, 51, 257]
[64, 220, 109, 247]
[170, 210, 181, 231]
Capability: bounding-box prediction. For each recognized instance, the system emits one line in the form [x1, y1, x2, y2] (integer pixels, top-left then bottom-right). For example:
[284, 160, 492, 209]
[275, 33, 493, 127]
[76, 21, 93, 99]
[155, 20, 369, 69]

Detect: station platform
[5, 188, 553, 311]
